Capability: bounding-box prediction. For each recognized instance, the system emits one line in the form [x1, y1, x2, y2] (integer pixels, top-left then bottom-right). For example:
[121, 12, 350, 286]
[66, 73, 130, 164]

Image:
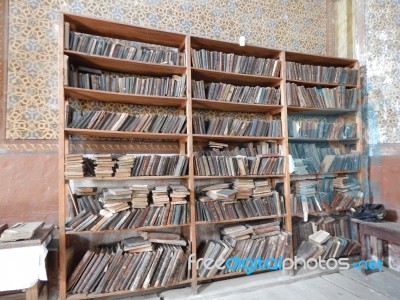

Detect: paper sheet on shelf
[0, 235, 50, 292]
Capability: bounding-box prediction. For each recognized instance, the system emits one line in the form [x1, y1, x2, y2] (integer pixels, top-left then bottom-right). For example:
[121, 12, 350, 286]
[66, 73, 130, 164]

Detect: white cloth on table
[0, 235, 50, 291]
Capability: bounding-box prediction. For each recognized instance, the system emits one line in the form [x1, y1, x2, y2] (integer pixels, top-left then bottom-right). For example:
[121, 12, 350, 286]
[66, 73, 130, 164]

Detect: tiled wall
[363, 0, 400, 147]
[363, 0, 400, 222]
[6, 0, 327, 140]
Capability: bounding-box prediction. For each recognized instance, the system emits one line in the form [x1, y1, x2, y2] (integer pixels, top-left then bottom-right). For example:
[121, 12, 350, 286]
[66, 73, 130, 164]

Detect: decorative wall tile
[7, 0, 327, 139]
[363, 0, 400, 147]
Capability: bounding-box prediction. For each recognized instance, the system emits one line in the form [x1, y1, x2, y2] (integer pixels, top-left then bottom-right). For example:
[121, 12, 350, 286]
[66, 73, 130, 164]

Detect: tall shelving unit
[59, 13, 362, 299]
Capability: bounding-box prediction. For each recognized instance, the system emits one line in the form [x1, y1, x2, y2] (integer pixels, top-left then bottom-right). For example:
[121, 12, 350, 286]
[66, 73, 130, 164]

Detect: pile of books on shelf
[206, 141, 282, 156]
[289, 143, 360, 174]
[65, 154, 84, 178]
[286, 84, 358, 109]
[293, 216, 361, 263]
[68, 65, 187, 97]
[192, 80, 281, 105]
[291, 175, 363, 218]
[94, 154, 115, 177]
[115, 154, 135, 177]
[198, 221, 291, 278]
[64, 154, 189, 177]
[67, 108, 187, 134]
[288, 119, 357, 139]
[66, 29, 185, 65]
[131, 184, 150, 209]
[192, 115, 281, 137]
[286, 61, 358, 85]
[191, 49, 281, 76]
[151, 186, 170, 205]
[66, 185, 189, 232]
[169, 185, 190, 203]
[195, 181, 285, 222]
[67, 234, 189, 294]
[102, 188, 132, 213]
[194, 151, 283, 176]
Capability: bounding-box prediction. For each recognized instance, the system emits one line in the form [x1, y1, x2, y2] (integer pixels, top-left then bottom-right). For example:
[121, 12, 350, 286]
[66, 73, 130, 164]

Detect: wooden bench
[351, 218, 400, 260]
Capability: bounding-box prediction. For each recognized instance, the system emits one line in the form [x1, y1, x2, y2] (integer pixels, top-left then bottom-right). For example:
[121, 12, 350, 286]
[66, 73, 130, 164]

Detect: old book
[140, 231, 180, 240]
[67, 250, 95, 292]
[142, 247, 164, 288]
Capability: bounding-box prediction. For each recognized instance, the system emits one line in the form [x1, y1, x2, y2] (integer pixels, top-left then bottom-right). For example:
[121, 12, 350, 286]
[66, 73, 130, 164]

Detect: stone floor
[1, 267, 399, 300]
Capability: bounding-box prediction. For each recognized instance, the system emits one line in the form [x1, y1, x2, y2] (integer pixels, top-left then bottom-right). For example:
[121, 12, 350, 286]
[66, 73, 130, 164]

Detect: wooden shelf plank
[286, 78, 357, 88]
[65, 14, 186, 48]
[292, 209, 348, 218]
[194, 175, 285, 179]
[65, 87, 187, 107]
[285, 51, 357, 67]
[197, 268, 271, 282]
[195, 214, 287, 225]
[191, 68, 281, 86]
[290, 171, 359, 178]
[193, 134, 283, 142]
[288, 137, 358, 143]
[191, 36, 281, 58]
[65, 175, 189, 181]
[66, 223, 190, 235]
[192, 98, 282, 113]
[66, 279, 192, 300]
[287, 106, 357, 115]
[66, 50, 187, 76]
[65, 128, 188, 141]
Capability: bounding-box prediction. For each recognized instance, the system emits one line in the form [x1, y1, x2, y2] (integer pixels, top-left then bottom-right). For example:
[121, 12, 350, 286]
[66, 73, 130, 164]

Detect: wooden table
[351, 219, 400, 260]
[0, 225, 54, 300]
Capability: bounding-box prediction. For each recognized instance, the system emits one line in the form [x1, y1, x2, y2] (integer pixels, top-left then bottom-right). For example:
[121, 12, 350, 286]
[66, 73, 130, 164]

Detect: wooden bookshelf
[59, 13, 363, 300]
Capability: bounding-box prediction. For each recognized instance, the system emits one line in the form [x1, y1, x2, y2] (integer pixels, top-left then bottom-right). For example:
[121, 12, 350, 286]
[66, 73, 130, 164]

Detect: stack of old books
[233, 179, 255, 199]
[169, 185, 189, 203]
[102, 188, 132, 214]
[130, 184, 150, 208]
[252, 179, 273, 197]
[151, 186, 170, 205]
[65, 154, 84, 178]
[114, 154, 135, 177]
[94, 154, 115, 177]
[67, 237, 189, 294]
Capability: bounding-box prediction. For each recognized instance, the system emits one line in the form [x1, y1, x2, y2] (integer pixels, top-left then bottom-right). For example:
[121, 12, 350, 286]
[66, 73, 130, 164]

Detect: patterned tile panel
[6, 0, 327, 139]
[363, 0, 400, 147]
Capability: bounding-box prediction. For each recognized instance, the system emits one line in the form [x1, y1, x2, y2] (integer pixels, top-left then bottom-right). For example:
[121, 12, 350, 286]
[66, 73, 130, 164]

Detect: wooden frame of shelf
[59, 13, 363, 300]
